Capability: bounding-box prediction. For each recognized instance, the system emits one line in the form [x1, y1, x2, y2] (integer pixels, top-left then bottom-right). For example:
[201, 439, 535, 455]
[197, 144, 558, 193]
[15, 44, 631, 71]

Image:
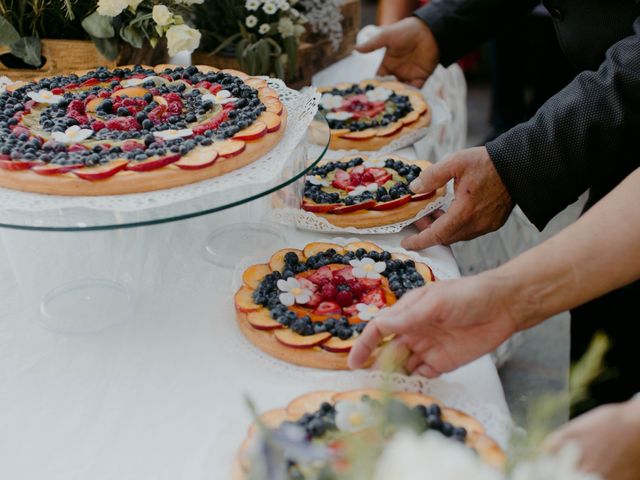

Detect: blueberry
[284, 251, 299, 266]
[117, 106, 130, 116]
[426, 415, 443, 430]
[452, 426, 467, 441]
[427, 404, 441, 417]
[306, 418, 326, 437]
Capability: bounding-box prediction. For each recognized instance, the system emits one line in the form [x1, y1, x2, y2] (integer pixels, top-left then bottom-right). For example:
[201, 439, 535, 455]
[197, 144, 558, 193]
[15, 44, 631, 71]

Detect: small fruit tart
[234, 241, 436, 370]
[301, 154, 445, 229]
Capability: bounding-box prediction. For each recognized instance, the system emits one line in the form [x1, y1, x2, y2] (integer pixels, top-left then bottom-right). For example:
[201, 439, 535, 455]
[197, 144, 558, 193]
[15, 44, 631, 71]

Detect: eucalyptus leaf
[11, 37, 42, 67]
[120, 24, 144, 49]
[0, 16, 21, 46]
[81, 12, 115, 39]
[91, 36, 119, 61]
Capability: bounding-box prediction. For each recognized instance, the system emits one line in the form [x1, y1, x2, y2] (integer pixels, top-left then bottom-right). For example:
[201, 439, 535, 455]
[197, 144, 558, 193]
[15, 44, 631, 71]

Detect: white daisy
[335, 401, 376, 433]
[153, 128, 193, 141]
[320, 93, 344, 111]
[308, 174, 329, 187]
[348, 183, 379, 197]
[355, 303, 385, 321]
[263, 1, 278, 15]
[51, 125, 94, 145]
[258, 23, 271, 35]
[27, 89, 64, 105]
[326, 111, 353, 121]
[201, 90, 238, 106]
[245, 0, 261, 11]
[366, 87, 393, 103]
[289, 7, 300, 17]
[277, 0, 290, 11]
[363, 158, 386, 168]
[349, 258, 386, 280]
[277, 277, 312, 306]
[246, 15, 258, 28]
[277, 16, 294, 37]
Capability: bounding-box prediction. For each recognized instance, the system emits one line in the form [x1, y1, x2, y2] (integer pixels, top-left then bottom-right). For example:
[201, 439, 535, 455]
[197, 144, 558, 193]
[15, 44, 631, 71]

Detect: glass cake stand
[0, 113, 330, 334]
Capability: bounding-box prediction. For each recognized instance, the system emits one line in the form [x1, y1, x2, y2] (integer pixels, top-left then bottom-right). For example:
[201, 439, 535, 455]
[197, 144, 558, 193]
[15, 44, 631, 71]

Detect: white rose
[152, 5, 173, 26]
[277, 16, 294, 37]
[258, 23, 271, 35]
[97, 0, 130, 17]
[245, 15, 258, 28]
[166, 24, 202, 57]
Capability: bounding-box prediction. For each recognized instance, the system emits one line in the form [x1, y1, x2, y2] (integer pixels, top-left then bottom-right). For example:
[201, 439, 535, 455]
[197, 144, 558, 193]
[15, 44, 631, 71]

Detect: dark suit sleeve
[414, 0, 539, 66]
[486, 17, 640, 230]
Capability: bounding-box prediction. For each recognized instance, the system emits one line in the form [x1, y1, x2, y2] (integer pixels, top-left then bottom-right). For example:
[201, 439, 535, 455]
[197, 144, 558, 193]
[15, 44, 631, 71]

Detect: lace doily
[0, 79, 321, 216]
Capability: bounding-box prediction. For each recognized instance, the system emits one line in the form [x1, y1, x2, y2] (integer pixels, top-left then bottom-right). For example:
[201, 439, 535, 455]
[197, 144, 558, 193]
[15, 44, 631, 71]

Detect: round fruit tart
[302, 154, 445, 229]
[234, 241, 435, 370]
[311, 79, 430, 151]
[232, 389, 506, 479]
[0, 64, 286, 195]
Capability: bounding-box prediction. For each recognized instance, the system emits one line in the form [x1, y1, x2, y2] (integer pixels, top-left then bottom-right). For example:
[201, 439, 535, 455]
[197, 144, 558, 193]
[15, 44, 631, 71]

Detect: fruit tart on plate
[234, 240, 435, 370]
[310, 79, 430, 151]
[232, 388, 506, 479]
[0, 64, 285, 195]
[301, 154, 445, 229]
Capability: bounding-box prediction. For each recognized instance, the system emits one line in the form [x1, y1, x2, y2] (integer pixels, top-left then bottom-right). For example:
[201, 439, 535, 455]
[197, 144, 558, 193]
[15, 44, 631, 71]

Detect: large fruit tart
[0, 64, 285, 195]
[301, 154, 445, 229]
[310, 79, 430, 151]
[232, 389, 506, 479]
[234, 241, 435, 370]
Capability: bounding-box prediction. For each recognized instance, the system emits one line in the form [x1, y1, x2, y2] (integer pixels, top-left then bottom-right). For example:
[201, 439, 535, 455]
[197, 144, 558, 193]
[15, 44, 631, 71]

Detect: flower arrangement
[0, 0, 202, 68]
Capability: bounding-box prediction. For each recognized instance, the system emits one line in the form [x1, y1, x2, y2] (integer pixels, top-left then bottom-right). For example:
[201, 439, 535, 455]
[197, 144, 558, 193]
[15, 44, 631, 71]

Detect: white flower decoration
[258, 23, 271, 35]
[263, 0, 278, 15]
[277, 278, 312, 306]
[152, 5, 173, 26]
[349, 257, 386, 279]
[51, 125, 94, 145]
[277, 0, 290, 11]
[97, 0, 130, 17]
[320, 93, 344, 111]
[348, 183, 378, 197]
[201, 90, 237, 105]
[26, 89, 64, 105]
[307, 174, 329, 187]
[363, 158, 386, 168]
[326, 111, 353, 121]
[166, 24, 202, 57]
[277, 16, 295, 37]
[0, 76, 15, 93]
[366, 87, 393, 103]
[153, 128, 193, 141]
[290, 7, 300, 17]
[335, 401, 376, 433]
[246, 15, 258, 28]
[355, 303, 385, 321]
[245, 0, 261, 10]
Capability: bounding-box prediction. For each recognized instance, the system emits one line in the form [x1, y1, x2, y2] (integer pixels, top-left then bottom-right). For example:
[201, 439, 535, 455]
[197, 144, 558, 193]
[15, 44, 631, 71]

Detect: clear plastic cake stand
[0, 112, 330, 335]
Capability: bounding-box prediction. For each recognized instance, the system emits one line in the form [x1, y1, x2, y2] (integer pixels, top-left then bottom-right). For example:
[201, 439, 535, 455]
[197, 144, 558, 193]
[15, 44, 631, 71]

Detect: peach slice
[332, 389, 385, 404]
[259, 87, 278, 98]
[245, 78, 268, 89]
[234, 286, 261, 313]
[257, 112, 282, 133]
[269, 248, 304, 272]
[371, 194, 411, 211]
[233, 121, 267, 141]
[375, 121, 404, 137]
[400, 111, 420, 125]
[416, 262, 435, 282]
[344, 241, 384, 253]
[86, 97, 103, 113]
[192, 65, 219, 74]
[174, 149, 218, 170]
[153, 95, 168, 106]
[32, 163, 84, 175]
[286, 391, 337, 419]
[322, 337, 355, 353]
[330, 200, 376, 214]
[301, 202, 342, 213]
[329, 128, 351, 137]
[214, 139, 246, 157]
[391, 392, 441, 408]
[262, 98, 283, 115]
[413, 100, 428, 115]
[73, 160, 128, 181]
[274, 329, 331, 349]
[222, 69, 249, 80]
[246, 309, 283, 331]
[111, 86, 149, 98]
[126, 154, 180, 172]
[303, 242, 345, 258]
[391, 253, 412, 262]
[338, 129, 376, 140]
[0, 159, 41, 170]
[411, 191, 436, 202]
[242, 263, 271, 289]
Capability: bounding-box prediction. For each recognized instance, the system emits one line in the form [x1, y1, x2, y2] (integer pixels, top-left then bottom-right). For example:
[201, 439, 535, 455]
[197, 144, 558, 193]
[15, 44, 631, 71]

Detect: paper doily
[0, 78, 320, 214]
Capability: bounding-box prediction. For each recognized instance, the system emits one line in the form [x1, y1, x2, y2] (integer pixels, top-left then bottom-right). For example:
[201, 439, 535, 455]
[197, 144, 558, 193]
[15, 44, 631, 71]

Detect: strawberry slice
[297, 277, 318, 293]
[359, 278, 382, 291]
[361, 288, 386, 308]
[332, 266, 355, 285]
[313, 301, 342, 316]
[351, 165, 365, 175]
[367, 167, 393, 185]
[307, 266, 333, 285]
[303, 293, 323, 308]
[343, 305, 360, 317]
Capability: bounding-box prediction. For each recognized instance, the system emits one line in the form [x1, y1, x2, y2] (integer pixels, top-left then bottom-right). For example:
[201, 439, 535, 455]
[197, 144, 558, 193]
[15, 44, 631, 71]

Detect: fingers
[348, 321, 387, 369]
[414, 209, 445, 232]
[409, 156, 456, 194]
[415, 363, 441, 378]
[356, 30, 389, 54]
[401, 206, 463, 250]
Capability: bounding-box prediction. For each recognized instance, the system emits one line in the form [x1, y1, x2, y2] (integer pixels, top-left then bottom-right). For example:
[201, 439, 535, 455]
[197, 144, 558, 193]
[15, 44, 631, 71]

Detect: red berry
[350, 172, 363, 186]
[122, 140, 144, 152]
[335, 290, 354, 307]
[167, 102, 182, 115]
[165, 93, 182, 103]
[320, 283, 337, 300]
[68, 144, 87, 152]
[208, 84, 222, 94]
[91, 120, 106, 132]
[362, 171, 375, 183]
[67, 99, 85, 113]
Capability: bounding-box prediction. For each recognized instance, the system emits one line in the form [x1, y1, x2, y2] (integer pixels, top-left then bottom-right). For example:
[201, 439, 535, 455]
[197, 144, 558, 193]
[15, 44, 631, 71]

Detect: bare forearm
[485, 167, 640, 330]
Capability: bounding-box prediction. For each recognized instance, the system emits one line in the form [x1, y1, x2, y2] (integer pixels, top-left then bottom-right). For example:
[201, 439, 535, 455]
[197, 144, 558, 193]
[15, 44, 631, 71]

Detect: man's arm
[487, 17, 640, 230]
[415, 0, 539, 66]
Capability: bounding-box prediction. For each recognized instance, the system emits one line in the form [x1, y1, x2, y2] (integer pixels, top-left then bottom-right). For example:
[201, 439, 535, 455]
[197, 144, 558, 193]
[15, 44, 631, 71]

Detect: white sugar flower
[51, 125, 94, 145]
[152, 5, 173, 26]
[363, 158, 386, 168]
[335, 401, 376, 433]
[355, 303, 385, 321]
[307, 174, 329, 187]
[348, 183, 378, 197]
[277, 16, 294, 37]
[277, 278, 312, 306]
[350, 257, 386, 279]
[246, 15, 258, 28]
[245, 0, 261, 10]
[320, 93, 344, 111]
[326, 111, 352, 121]
[258, 23, 271, 35]
[166, 24, 202, 57]
[120, 77, 146, 88]
[0, 76, 15, 93]
[153, 128, 193, 141]
[263, 0, 278, 15]
[366, 87, 393, 103]
[201, 90, 237, 105]
[27, 89, 63, 105]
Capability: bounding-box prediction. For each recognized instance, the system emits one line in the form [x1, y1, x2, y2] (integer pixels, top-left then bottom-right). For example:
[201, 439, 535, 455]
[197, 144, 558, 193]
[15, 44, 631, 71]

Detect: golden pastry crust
[0, 65, 286, 196]
[311, 79, 431, 151]
[235, 389, 507, 478]
[303, 154, 445, 229]
[234, 241, 436, 370]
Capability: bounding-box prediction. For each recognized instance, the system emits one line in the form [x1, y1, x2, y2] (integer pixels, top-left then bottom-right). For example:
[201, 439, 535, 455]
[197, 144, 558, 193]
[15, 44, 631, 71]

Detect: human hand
[544, 400, 640, 480]
[356, 17, 439, 88]
[348, 273, 521, 376]
[401, 146, 514, 250]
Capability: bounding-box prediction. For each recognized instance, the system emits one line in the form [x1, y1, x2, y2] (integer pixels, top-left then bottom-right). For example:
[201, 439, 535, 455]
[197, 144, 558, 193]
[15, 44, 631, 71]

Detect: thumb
[409, 157, 456, 194]
[356, 30, 389, 53]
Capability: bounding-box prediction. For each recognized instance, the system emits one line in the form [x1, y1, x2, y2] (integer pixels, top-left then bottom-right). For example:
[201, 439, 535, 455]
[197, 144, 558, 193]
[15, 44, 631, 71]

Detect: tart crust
[0, 65, 286, 196]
